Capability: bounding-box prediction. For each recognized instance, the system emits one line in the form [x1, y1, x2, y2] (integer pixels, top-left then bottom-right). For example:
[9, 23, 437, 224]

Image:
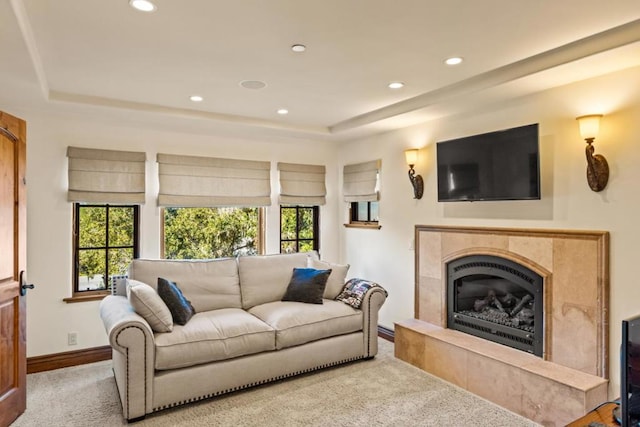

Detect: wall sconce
[576, 114, 609, 192]
[404, 149, 423, 199]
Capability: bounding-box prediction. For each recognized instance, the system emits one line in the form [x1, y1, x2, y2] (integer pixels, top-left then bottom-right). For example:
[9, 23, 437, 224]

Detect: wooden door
[0, 111, 28, 427]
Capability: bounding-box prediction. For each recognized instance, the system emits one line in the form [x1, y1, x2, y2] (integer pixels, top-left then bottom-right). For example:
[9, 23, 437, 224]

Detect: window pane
[281, 241, 296, 253]
[280, 206, 318, 254]
[370, 201, 379, 221]
[78, 249, 106, 290]
[164, 207, 259, 259]
[299, 240, 314, 252]
[357, 202, 368, 221]
[281, 207, 297, 240]
[74, 203, 139, 294]
[298, 208, 314, 239]
[108, 248, 134, 278]
[79, 207, 106, 248]
[109, 207, 134, 246]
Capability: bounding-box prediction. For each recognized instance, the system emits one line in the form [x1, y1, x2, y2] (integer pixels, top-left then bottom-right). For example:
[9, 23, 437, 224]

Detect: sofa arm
[359, 285, 387, 358]
[99, 295, 155, 420]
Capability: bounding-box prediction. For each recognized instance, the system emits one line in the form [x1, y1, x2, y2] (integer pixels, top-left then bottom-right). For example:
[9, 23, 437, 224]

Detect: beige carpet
[13, 339, 541, 426]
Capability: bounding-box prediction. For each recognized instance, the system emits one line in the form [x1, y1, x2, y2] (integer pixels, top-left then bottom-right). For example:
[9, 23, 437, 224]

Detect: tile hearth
[395, 225, 609, 426]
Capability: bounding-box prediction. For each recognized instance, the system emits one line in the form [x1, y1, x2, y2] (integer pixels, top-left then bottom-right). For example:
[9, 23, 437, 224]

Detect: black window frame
[279, 205, 319, 253]
[350, 201, 379, 224]
[72, 203, 140, 297]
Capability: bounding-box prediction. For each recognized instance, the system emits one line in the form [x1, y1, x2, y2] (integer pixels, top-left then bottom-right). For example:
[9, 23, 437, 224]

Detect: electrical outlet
[68, 332, 78, 346]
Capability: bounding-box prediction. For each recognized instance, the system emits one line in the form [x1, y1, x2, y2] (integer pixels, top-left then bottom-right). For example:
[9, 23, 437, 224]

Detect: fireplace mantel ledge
[395, 319, 608, 425]
[396, 319, 606, 391]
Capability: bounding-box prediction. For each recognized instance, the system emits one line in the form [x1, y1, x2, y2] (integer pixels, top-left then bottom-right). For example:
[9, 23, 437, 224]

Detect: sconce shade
[576, 115, 602, 141]
[576, 114, 608, 192]
[403, 149, 423, 199]
[404, 149, 418, 166]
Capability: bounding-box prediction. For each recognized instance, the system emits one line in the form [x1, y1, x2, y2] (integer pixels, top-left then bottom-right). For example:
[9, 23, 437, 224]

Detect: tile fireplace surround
[395, 225, 609, 426]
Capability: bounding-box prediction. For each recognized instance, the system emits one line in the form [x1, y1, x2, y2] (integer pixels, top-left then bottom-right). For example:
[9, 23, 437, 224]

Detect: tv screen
[620, 314, 640, 426]
[436, 123, 540, 202]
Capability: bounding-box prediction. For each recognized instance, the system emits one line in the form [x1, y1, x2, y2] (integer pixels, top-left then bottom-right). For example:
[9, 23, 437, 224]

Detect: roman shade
[343, 159, 381, 202]
[278, 162, 326, 206]
[67, 146, 146, 204]
[157, 153, 271, 207]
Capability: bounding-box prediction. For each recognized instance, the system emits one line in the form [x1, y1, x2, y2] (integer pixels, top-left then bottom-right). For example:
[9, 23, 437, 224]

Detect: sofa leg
[127, 415, 146, 423]
[363, 355, 375, 360]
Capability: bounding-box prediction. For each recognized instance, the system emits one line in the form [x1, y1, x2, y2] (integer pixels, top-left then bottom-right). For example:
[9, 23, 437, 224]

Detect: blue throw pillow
[282, 268, 332, 304]
[157, 277, 196, 325]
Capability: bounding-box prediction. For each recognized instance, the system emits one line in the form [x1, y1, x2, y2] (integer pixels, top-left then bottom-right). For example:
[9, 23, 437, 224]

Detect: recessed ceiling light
[445, 57, 463, 65]
[129, 0, 157, 12]
[291, 44, 306, 53]
[240, 80, 267, 90]
[190, 95, 203, 102]
[277, 109, 289, 115]
[388, 82, 404, 89]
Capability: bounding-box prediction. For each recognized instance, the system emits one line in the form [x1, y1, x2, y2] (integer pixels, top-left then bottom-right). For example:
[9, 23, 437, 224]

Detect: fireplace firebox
[446, 255, 543, 356]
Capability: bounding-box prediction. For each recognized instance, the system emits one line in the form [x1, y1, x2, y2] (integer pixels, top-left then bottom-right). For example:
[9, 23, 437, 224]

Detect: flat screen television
[618, 314, 640, 426]
[436, 123, 540, 202]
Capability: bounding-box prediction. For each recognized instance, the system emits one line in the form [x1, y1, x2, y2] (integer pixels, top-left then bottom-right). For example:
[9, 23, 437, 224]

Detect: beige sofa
[99, 252, 387, 421]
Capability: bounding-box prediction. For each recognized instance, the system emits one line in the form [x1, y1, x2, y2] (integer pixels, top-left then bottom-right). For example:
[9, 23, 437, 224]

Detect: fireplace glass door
[447, 255, 543, 356]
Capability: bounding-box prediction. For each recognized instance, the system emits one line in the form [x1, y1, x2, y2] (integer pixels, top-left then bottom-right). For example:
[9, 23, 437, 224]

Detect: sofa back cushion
[129, 258, 241, 312]
[238, 252, 318, 309]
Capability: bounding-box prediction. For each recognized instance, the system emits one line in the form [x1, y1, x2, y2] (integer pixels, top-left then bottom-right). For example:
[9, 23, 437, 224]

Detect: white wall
[16, 110, 340, 357]
[337, 65, 640, 396]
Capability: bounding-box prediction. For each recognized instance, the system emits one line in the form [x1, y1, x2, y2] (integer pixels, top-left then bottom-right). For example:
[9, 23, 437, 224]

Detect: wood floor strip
[27, 346, 112, 374]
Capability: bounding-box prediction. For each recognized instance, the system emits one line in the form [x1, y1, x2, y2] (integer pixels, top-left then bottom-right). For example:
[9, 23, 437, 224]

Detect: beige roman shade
[278, 162, 326, 206]
[343, 159, 381, 202]
[67, 146, 146, 204]
[157, 153, 271, 207]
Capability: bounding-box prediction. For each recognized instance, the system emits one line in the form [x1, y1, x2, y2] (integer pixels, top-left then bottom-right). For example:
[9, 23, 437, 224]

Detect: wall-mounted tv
[436, 123, 540, 202]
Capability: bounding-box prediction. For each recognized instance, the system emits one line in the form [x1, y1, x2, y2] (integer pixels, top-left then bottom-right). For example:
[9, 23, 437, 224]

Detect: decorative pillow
[282, 268, 332, 304]
[336, 278, 387, 309]
[307, 258, 350, 299]
[126, 279, 173, 333]
[157, 277, 196, 325]
[112, 276, 128, 296]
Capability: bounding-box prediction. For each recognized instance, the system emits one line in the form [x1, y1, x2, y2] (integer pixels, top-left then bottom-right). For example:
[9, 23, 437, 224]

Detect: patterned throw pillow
[282, 268, 332, 304]
[157, 277, 196, 325]
[336, 278, 387, 309]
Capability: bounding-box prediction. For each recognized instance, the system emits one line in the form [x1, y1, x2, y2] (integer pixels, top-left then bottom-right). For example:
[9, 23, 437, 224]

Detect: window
[350, 201, 379, 224]
[280, 206, 319, 253]
[73, 204, 139, 295]
[163, 207, 264, 259]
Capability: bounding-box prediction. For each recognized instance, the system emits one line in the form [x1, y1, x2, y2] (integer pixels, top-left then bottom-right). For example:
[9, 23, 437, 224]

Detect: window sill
[343, 223, 381, 230]
[63, 293, 109, 304]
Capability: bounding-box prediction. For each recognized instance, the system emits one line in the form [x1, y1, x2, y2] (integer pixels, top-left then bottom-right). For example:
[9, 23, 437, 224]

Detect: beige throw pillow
[126, 279, 173, 333]
[307, 258, 350, 299]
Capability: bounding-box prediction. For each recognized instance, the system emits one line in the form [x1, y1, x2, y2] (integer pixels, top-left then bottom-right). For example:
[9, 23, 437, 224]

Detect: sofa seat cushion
[248, 300, 362, 350]
[154, 308, 275, 370]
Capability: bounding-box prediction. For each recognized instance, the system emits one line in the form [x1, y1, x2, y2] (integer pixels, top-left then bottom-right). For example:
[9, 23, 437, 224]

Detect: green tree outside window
[163, 207, 260, 259]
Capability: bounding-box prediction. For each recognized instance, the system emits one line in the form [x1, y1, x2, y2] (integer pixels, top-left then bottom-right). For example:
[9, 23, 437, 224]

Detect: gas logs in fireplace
[446, 255, 543, 356]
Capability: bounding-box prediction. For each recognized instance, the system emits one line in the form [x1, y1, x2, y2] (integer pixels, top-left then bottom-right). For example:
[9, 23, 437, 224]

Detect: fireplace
[396, 226, 610, 425]
[446, 255, 543, 356]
